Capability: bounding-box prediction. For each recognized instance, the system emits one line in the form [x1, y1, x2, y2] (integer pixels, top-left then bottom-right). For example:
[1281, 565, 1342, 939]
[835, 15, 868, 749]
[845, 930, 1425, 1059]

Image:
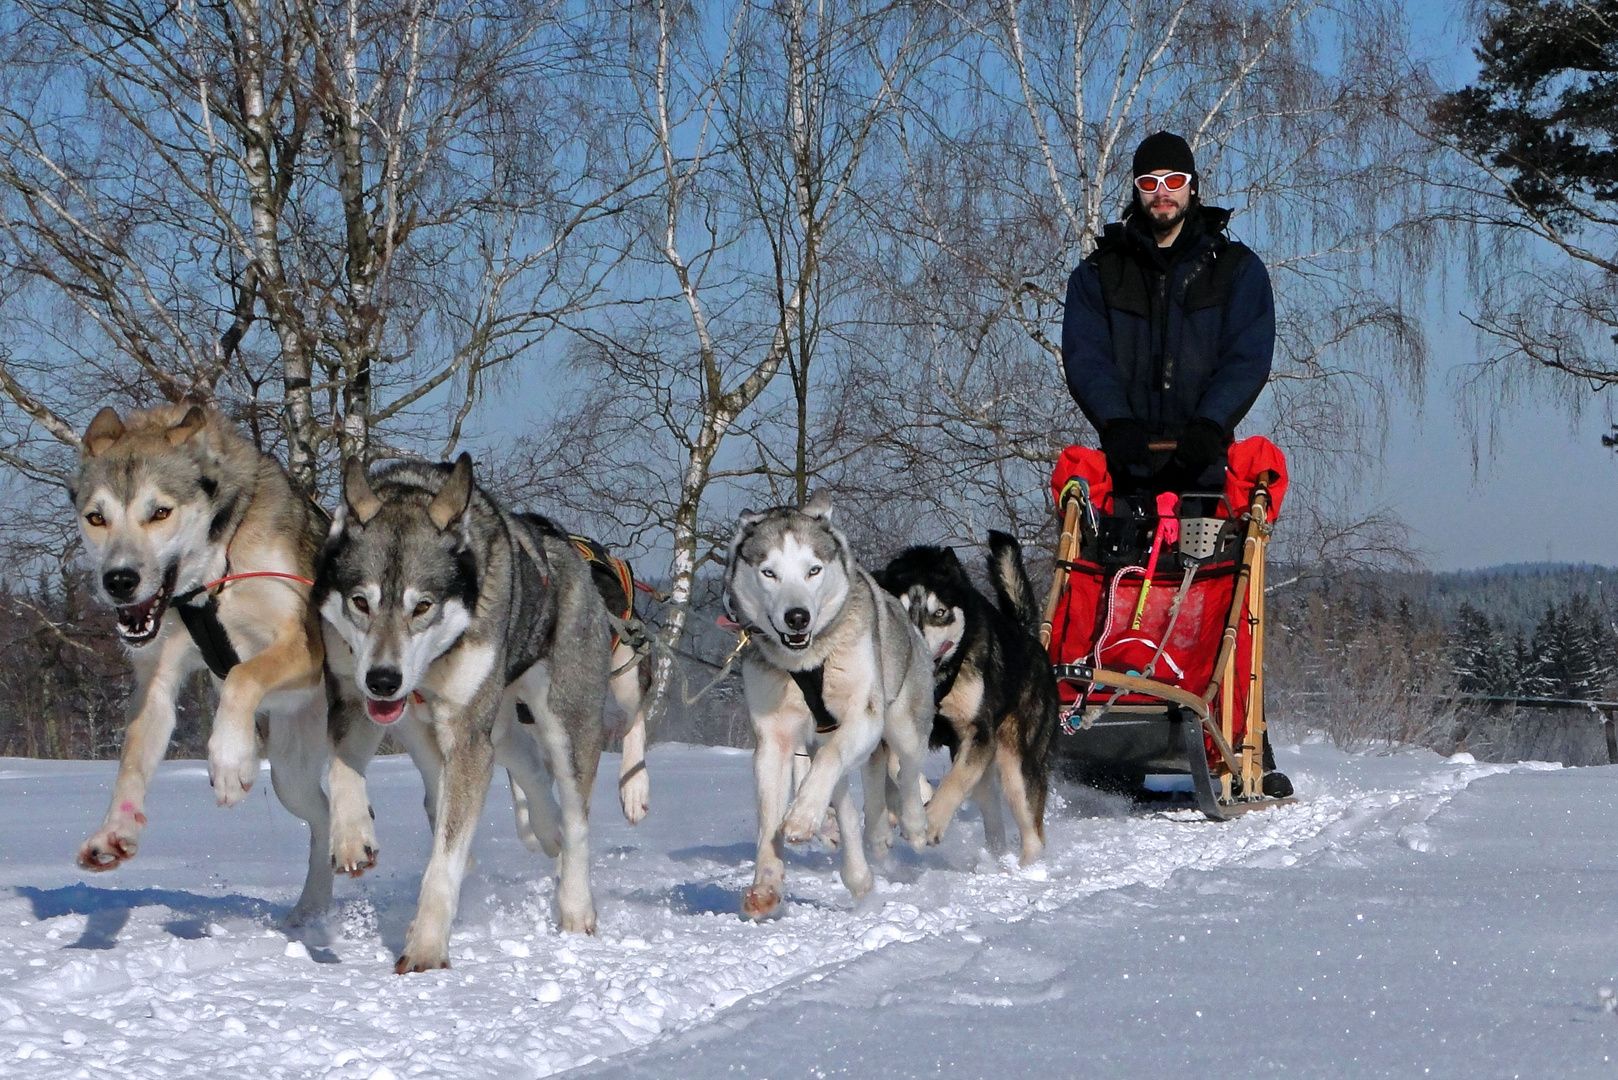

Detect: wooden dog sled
[1039, 439, 1292, 821]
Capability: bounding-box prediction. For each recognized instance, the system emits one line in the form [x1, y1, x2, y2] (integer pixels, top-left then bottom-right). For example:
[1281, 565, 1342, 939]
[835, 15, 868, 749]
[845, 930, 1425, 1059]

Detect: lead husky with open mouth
[317, 453, 610, 972]
[723, 492, 933, 919]
[70, 405, 336, 925]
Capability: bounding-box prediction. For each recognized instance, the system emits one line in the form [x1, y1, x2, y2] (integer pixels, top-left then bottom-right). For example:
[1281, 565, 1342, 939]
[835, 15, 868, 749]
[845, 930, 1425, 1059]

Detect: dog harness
[174, 590, 241, 679]
[171, 568, 317, 679]
[789, 666, 840, 735]
[568, 534, 647, 652]
[169, 495, 326, 680]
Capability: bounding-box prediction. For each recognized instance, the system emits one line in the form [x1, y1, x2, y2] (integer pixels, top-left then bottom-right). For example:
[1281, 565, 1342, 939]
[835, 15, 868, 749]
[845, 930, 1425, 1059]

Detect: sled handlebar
[1148, 440, 1177, 452]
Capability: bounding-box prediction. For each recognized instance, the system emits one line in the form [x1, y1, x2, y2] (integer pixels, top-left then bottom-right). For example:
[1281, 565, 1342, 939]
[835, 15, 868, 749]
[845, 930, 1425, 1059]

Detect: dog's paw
[395, 923, 450, 974]
[76, 826, 138, 870]
[619, 770, 649, 826]
[559, 906, 598, 935]
[924, 804, 954, 847]
[780, 806, 821, 846]
[330, 827, 378, 878]
[394, 949, 451, 975]
[741, 883, 782, 920]
[207, 731, 260, 807]
[818, 808, 841, 850]
[866, 825, 894, 862]
[282, 904, 329, 935]
[900, 809, 927, 853]
[840, 865, 873, 899]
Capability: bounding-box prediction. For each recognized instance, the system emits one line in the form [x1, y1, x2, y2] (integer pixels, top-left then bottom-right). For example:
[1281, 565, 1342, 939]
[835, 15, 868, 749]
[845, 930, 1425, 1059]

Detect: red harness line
[196, 570, 315, 593]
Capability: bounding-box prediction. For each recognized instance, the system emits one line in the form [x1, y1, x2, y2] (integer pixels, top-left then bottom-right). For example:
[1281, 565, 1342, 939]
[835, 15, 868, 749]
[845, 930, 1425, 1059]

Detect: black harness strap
[174, 591, 241, 679]
[789, 665, 840, 735]
[933, 648, 964, 707]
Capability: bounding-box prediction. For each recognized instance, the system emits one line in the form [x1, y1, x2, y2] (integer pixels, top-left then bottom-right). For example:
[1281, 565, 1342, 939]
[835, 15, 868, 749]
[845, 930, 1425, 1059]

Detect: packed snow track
[0, 741, 1598, 1078]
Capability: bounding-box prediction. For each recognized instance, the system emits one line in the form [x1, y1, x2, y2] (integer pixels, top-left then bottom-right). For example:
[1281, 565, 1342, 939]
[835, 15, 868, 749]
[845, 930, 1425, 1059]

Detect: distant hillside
[1279, 562, 1618, 636]
[1409, 563, 1618, 634]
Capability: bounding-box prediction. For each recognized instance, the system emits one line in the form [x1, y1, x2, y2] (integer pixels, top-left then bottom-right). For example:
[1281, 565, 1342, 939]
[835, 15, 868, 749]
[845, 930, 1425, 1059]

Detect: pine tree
[1524, 595, 1613, 702]
[1450, 603, 1516, 697]
[1563, 594, 1614, 701]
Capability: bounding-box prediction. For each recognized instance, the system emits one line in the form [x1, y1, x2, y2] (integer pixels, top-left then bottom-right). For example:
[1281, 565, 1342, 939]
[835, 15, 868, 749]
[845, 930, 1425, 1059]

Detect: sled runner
[1039, 438, 1292, 820]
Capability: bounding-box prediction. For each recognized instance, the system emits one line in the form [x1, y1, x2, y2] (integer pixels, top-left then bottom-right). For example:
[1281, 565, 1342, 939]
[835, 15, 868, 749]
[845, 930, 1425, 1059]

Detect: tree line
[1451, 596, 1617, 705]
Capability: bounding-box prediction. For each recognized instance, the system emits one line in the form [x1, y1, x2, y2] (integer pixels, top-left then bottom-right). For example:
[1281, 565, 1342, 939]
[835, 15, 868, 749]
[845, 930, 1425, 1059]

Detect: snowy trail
[0, 741, 1547, 1078]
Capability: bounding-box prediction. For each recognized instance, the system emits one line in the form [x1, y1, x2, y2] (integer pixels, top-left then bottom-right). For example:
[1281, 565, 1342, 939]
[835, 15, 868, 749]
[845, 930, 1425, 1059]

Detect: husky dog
[877, 532, 1058, 865]
[723, 492, 933, 920]
[70, 405, 335, 923]
[317, 453, 610, 973]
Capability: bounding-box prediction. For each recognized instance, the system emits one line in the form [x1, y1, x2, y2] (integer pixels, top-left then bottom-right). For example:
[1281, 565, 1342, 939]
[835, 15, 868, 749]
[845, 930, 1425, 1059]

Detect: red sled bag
[1044, 442, 1285, 769]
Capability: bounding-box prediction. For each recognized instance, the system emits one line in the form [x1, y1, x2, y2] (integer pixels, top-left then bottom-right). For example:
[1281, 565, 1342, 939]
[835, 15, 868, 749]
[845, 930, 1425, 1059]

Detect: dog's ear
[165, 405, 208, 447]
[428, 452, 475, 532]
[343, 457, 382, 525]
[802, 490, 833, 520]
[942, 547, 962, 568]
[82, 407, 124, 457]
[737, 508, 765, 527]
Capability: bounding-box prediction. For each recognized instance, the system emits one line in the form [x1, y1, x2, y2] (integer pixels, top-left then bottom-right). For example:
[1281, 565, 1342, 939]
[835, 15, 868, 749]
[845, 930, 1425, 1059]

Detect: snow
[0, 739, 1613, 1078]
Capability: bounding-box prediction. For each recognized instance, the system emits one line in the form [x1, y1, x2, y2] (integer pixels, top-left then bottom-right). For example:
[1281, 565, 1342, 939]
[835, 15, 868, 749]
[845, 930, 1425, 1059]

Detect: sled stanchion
[1243, 519, 1269, 799]
[1040, 498, 1082, 649]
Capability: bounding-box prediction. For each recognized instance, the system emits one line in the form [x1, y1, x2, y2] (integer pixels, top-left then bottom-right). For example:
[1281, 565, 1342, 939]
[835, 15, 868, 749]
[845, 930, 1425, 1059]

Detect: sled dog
[877, 531, 1057, 865]
[317, 454, 610, 972]
[70, 405, 335, 923]
[723, 492, 933, 919]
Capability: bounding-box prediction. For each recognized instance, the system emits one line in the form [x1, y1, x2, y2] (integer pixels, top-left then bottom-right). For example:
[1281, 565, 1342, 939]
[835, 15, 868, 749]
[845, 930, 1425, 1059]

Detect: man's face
[1137, 168, 1192, 234]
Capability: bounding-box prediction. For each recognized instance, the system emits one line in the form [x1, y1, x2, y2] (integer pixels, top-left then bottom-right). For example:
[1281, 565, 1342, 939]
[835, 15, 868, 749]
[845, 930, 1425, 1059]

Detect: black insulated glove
[1101, 418, 1151, 478]
[1173, 417, 1227, 478]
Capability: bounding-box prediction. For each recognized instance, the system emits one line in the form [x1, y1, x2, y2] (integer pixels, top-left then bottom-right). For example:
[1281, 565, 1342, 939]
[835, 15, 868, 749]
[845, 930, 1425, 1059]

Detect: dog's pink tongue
[366, 697, 407, 725]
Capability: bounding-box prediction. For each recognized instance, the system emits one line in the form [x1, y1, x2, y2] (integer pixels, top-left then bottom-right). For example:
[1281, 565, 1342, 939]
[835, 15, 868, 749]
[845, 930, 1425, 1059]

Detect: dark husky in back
[877, 531, 1057, 864]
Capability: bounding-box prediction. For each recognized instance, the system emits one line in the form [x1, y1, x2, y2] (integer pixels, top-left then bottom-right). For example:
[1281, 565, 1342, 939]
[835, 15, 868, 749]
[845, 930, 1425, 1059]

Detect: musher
[1061, 132, 1290, 798]
[1061, 131, 1274, 495]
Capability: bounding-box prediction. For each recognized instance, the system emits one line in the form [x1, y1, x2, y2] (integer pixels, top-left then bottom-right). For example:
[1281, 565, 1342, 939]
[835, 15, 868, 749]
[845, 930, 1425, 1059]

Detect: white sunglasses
[1134, 172, 1192, 193]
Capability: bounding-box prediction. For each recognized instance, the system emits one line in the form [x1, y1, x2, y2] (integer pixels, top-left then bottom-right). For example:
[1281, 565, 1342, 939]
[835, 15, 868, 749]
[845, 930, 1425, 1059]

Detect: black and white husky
[316, 453, 611, 972]
[723, 492, 934, 920]
[877, 531, 1057, 865]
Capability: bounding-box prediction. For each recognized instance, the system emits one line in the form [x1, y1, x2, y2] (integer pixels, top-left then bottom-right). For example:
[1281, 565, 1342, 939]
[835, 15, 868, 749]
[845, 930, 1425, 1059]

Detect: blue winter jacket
[1061, 205, 1274, 439]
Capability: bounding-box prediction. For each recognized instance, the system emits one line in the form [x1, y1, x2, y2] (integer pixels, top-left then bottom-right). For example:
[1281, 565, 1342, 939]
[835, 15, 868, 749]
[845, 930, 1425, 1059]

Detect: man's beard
[1144, 198, 1188, 236]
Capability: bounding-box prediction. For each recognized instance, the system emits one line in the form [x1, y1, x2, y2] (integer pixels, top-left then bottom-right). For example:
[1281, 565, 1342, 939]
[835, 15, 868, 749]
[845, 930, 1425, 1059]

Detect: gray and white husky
[316, 453, 610, 973]
[723, 492, 933, 920]
[70, 405, 335, 925]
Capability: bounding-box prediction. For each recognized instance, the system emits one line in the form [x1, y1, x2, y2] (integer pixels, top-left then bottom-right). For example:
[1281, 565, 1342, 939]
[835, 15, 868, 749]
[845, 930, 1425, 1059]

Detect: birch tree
[0, 0, 634, 493]
[506, 0, 950, 719]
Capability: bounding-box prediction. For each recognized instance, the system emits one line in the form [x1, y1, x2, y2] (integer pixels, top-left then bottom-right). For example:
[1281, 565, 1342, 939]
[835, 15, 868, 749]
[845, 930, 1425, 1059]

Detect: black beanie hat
[1132, 131, 1195, 177]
